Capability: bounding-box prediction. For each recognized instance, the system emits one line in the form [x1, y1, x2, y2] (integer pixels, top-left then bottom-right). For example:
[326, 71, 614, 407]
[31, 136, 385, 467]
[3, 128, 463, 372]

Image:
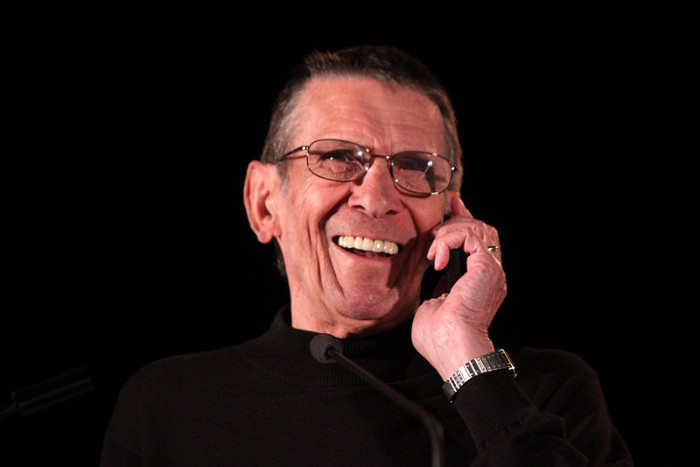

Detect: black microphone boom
[309, 334, 445, 467]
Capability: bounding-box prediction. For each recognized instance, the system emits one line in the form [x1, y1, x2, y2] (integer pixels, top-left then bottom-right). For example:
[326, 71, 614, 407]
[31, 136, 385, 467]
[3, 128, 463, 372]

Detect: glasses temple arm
[280, 145, 309, 160]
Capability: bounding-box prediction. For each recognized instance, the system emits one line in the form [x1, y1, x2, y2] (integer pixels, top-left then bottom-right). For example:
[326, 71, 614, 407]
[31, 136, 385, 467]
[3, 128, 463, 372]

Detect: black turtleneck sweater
[101, 309, 632, 466]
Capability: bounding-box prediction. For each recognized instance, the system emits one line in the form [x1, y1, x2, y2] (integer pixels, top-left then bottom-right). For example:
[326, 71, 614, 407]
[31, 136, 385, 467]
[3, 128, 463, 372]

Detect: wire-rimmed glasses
[280, 139, 456, 195]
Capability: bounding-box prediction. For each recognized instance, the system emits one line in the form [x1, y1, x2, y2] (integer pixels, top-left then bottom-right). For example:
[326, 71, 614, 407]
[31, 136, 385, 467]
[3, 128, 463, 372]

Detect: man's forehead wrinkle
[294, 76, 446, 155]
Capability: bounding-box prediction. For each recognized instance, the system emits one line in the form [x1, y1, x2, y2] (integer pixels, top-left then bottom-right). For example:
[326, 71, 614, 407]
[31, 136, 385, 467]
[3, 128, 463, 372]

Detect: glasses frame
[280, 139, 456, 195]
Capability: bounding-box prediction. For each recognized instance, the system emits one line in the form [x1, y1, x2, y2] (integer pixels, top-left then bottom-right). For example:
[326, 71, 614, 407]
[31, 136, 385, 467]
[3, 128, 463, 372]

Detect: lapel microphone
[310, 333, 445, 467]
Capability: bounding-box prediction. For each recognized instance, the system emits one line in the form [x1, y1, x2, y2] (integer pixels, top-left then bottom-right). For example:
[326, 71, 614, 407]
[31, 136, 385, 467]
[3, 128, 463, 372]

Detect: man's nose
[347, 156, 402, 218]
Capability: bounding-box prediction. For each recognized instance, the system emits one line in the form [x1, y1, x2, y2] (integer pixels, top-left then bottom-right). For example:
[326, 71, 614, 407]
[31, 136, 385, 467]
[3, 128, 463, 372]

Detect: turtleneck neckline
[242, 307, 436, 386]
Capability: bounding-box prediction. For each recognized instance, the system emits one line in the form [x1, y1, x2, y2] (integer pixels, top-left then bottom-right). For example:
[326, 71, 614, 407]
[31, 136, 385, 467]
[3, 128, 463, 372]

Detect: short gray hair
[260, 45, 463, 192]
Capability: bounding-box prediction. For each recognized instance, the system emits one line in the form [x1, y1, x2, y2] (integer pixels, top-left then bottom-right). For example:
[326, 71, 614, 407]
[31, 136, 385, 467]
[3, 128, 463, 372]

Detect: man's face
[272, 76, 450, 336]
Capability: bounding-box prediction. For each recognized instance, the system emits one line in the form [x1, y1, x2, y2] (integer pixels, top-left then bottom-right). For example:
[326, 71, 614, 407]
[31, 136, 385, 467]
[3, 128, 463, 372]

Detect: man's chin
[328, 287, 417, 334]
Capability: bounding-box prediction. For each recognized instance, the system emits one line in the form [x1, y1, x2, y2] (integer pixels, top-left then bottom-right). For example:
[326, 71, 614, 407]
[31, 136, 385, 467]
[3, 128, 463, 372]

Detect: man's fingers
[428, 198, 501, 270]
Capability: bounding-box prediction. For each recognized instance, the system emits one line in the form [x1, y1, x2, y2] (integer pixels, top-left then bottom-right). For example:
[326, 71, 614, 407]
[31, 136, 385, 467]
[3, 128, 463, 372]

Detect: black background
[3, 5, 692, 465]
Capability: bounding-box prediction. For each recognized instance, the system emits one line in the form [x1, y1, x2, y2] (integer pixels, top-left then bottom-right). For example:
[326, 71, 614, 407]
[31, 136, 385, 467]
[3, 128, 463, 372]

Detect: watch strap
[442, 349, 516, 402]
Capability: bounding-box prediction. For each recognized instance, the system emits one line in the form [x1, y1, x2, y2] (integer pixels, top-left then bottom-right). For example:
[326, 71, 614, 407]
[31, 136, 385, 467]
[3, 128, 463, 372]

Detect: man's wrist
[434, 338, 495, 381]
[442, 349, 517, 402]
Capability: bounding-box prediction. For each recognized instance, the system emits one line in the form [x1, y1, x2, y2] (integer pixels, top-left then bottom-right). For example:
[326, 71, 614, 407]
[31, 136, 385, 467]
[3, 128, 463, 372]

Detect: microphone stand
[313, 336, 445, 467]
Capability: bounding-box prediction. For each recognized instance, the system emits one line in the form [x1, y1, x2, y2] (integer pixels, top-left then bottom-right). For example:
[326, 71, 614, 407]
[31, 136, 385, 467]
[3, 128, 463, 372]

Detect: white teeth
[336, 236, 399, 256]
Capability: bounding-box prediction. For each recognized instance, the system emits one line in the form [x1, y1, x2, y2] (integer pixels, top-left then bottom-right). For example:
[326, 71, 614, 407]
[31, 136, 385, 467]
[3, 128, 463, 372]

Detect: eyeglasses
[280, 139, 456, 195]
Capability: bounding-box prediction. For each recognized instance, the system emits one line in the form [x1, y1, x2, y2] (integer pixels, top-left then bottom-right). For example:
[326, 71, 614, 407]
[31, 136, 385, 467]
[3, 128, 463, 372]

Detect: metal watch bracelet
[442, 349, 517, 402]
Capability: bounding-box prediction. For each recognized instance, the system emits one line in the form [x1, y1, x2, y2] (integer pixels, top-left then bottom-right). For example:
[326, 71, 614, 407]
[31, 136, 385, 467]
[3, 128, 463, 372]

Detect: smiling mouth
[334, 236, 401, 256]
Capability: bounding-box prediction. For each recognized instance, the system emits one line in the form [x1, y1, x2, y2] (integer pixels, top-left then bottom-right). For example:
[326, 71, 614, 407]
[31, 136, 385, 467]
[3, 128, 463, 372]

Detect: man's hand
[412, 195, 507, 380]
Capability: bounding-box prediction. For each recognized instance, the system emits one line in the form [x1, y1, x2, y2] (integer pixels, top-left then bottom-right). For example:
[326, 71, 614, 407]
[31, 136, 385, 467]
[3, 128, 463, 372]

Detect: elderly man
[101, 46, 632, 466]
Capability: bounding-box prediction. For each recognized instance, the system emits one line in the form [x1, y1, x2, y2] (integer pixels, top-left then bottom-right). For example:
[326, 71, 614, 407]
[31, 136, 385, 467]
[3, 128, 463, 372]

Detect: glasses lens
[392, 152, 453, 194]
[307, 140, 367, 181]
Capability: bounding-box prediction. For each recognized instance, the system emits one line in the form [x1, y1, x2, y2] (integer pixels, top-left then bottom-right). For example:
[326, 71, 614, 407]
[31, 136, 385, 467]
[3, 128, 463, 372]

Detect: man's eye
[320, 149, 359, 162]
[396, 157, 425, 171]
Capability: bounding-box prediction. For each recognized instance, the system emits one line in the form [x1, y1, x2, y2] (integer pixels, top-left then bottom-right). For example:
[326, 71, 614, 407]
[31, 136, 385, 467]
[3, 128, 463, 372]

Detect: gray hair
[260, 45, 463, 192]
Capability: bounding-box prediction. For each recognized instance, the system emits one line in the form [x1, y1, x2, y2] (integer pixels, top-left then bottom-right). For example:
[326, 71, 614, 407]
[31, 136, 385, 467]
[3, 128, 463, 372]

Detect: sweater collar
[242, 307, 435, 386]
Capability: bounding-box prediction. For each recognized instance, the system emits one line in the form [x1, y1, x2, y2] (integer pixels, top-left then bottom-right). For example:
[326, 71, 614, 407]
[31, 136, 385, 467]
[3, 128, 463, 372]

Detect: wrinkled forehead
[289, 76, 447, 156]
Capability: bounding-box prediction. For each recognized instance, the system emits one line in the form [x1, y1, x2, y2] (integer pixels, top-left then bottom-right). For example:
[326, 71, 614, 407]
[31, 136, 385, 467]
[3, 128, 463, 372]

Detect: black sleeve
[452, 361, 633, 466]
[101, 437, 142, 467]
[100, 365, 151, 467]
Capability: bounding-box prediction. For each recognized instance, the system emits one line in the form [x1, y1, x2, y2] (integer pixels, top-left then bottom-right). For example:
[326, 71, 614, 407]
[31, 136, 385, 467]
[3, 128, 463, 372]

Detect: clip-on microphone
[310, 334, 445, 467]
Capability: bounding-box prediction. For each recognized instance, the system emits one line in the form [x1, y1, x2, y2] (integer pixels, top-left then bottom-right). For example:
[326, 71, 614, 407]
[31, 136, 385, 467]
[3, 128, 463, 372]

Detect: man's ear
[244, 161, 282, 244]
[444, 190, 459, 218]
[445, 190, 473, 219]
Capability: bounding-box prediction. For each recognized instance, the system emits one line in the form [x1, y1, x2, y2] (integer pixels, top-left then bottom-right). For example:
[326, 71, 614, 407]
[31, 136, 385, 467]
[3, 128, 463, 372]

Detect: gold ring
[487, 246, 499, 252]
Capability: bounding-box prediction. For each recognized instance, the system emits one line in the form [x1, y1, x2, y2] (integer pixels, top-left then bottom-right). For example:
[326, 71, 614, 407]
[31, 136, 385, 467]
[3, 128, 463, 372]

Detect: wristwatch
[442, 349, 517, 402]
